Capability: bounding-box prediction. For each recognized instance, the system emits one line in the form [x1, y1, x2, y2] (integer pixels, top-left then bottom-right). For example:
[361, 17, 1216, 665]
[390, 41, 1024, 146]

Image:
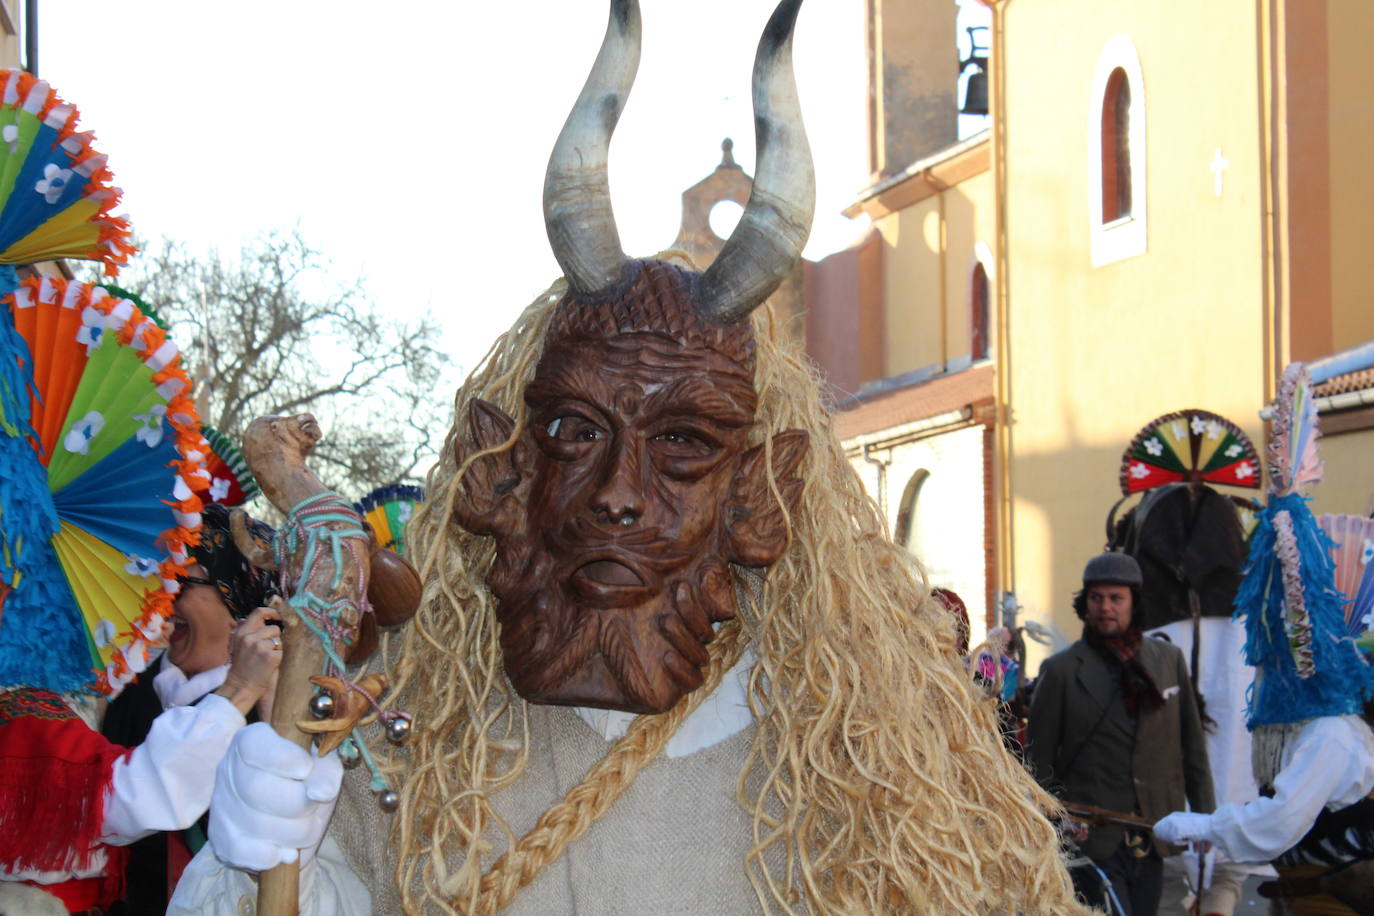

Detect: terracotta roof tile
[833, 364, 995, 441]
[1313, 367, 1374, 398]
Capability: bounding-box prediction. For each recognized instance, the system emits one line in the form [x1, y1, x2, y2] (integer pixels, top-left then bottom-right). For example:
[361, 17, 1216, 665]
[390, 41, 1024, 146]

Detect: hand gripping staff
[228, 414, 419, 916]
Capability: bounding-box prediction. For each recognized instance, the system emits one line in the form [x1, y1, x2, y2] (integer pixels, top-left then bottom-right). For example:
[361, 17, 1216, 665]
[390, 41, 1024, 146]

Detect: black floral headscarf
[183, 504, 278, 620]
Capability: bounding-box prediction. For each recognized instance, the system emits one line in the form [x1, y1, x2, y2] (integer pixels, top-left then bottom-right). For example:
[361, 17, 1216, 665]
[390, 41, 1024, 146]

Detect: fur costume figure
[173, 2, 1087, 912]
[364, 269, 1085, 915]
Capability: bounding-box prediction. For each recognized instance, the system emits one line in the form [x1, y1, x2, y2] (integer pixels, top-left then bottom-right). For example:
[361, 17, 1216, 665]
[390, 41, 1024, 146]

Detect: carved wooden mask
[451, 0, 815, 714]
[454, 262, 807, 713]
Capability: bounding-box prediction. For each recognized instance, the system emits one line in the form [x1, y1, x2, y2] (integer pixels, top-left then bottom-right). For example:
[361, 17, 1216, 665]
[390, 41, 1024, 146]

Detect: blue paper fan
[0, 278, 205, 696]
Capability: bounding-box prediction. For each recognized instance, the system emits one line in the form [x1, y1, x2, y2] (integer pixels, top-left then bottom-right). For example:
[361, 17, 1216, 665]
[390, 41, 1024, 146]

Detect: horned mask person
[170, 2, 1089, 913]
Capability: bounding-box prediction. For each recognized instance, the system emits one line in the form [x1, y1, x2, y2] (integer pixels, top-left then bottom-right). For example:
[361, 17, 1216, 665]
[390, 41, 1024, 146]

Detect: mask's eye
[654, 429, 697, 447]
[650, 427, 718, 460]
[546, 416, 604, 442]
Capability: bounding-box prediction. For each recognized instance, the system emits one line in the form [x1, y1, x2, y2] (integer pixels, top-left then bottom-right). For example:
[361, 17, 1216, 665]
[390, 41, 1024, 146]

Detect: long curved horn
[543, 0, 640, 297]
[695, 0, 814, 324]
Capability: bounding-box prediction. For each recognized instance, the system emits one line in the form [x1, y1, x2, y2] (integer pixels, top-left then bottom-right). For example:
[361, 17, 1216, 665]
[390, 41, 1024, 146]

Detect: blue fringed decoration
[1233, 493, 1374, 728]
[0, 265, 27, 437]
[0, 267, 91, 692]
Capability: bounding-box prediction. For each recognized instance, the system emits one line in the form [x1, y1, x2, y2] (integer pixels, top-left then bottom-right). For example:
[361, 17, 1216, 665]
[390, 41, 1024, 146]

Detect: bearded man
[1027, 553, 1215, 915]
[171, 2, 1089, 912]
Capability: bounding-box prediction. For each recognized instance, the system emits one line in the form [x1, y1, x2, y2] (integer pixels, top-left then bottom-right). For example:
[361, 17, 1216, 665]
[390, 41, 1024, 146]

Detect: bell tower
[867, 0, 960, 178]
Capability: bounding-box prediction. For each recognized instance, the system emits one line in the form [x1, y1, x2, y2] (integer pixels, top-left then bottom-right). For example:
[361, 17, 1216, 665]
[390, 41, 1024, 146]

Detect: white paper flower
[35, 163, 73, 204]
[1235, 460, 1255, 480]
[1130, 461, 1150, 480]
[1143, 437, 1164, 457]
[1190, 416, 1209, 436]
[1170, 421, 1186, 440]
[94, 618, 116, 649]
[1225, 443, 1243, 458]
[64, 410, 105, 454]
[76, 305, 121, 356]
[2, 124, 17, 153]
[397, 502, 414, 524]
[1206, 421, 1223, 439]
[1361, 539, 1373, 566]
[133, 403, 167, 447]
[209, 477, 231, 502]
[124, 554, 160, 577]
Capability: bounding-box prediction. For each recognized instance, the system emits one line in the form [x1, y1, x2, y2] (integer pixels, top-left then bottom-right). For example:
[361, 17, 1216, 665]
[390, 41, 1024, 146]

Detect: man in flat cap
[1027, 552, 1215, 914]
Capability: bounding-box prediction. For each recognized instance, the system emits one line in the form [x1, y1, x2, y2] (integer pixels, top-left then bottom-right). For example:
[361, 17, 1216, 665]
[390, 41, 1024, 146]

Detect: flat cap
[1082, 552, 1142, 587]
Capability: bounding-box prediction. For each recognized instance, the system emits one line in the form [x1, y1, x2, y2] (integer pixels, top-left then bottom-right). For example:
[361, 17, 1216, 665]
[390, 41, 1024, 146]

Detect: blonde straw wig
[382, 260, 1088, 914]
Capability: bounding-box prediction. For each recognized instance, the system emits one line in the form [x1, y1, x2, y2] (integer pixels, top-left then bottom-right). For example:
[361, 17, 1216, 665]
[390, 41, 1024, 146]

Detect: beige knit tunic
[331, 703, 764, 915]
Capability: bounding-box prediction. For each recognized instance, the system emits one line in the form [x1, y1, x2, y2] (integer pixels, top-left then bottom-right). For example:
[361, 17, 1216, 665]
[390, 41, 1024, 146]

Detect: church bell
[961, 67, 988, 115]
[958, 25, 990, 116]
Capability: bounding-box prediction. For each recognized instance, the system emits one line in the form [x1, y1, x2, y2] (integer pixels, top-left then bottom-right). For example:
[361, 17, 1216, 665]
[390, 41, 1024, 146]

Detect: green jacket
[1026, 634, 1216, 860]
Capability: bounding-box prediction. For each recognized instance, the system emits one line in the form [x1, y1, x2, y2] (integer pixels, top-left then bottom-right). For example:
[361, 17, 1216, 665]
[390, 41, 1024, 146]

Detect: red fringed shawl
[0, 688, 131, 880]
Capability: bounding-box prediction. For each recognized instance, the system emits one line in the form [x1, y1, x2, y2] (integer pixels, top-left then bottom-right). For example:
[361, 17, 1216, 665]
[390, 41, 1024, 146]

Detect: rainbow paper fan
[1119, 409, 1262, 495]
[355, 484, 423, 557]
[0, 70, 134, 274]
[1318, 513, 1374, 643]
[194, 425, 260, 508]
[0, 278, 204, 696]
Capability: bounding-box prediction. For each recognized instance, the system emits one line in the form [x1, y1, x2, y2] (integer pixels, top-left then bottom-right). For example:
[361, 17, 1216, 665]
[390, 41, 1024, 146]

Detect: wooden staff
[1060, 800, 1155, 831]
[229, 416, 372, 916]
[252, 596, 324, 914]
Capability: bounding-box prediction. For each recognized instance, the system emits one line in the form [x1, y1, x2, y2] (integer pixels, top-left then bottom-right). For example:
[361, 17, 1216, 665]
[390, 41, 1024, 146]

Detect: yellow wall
[944, 170, 995, 362]
[874, 168, 995, 378]
[1002, 0, 1269, 662]
[1310, 427, 1374, 518]
[1326, 0, 1374, 350]
[0, 3, 19, 70]
[878, 204, 942, 376]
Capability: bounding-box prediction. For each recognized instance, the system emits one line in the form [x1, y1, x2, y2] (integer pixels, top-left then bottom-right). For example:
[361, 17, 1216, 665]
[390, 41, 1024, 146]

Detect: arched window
[893, 469, 930, 547]
[970, 262, 990, 361]
[1101, 68, 1131, 223]
[1089, 35, 1146, 266]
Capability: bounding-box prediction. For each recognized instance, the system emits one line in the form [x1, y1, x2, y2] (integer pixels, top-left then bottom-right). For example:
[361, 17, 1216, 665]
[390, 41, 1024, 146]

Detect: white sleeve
[99, 693, 246, 843]
[167, 833, 370, 916]
[1208, 717, 1374, 863]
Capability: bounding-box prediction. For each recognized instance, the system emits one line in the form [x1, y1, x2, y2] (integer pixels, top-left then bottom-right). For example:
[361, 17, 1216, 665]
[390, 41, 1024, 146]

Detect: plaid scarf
[1083, 626, 1165, 715]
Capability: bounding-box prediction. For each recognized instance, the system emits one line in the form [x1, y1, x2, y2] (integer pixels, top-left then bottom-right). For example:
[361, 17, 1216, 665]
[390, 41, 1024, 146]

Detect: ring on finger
[271, 636, 281, 649]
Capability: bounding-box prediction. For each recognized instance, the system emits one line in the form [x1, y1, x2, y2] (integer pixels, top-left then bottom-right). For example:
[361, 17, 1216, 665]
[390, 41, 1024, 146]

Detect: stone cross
[1210, 148, 1230, 197]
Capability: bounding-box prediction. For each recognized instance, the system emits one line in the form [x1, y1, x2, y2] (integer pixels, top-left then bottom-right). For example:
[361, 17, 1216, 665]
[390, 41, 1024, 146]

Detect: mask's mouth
[576, 559, 644, 587]
[569, 557, 652, 607]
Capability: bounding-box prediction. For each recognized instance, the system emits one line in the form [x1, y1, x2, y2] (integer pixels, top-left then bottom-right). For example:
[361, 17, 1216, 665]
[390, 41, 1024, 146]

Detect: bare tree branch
[89, 230, 452, 498]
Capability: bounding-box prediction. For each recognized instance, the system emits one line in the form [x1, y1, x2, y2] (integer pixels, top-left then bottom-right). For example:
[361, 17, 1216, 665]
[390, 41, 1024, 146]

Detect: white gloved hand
[1152, 811, 1214, 846]
[207, 722, 343, 872]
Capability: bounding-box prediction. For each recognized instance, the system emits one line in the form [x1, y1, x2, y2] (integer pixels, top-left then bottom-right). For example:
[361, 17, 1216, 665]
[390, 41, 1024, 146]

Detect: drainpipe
[23, 0, 36, 76]
[1257, 0, 1286, 401]
[974, 0, 1015, 604]
[1260, 385, 1374, 420]
[862, 442, 894, 521]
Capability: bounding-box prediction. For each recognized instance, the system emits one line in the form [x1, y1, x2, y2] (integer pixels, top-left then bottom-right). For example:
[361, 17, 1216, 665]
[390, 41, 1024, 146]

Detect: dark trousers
[1071, 838, 1163, 916]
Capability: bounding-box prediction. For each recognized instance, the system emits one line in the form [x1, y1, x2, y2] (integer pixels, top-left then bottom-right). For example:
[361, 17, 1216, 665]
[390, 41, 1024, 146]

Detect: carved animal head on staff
[238, 414, 323, 505]
[452, 0, 814, 715]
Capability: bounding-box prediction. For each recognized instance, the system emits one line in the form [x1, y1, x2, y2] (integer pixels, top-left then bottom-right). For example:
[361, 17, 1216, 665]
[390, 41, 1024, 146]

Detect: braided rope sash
[469, 619, 749, 914]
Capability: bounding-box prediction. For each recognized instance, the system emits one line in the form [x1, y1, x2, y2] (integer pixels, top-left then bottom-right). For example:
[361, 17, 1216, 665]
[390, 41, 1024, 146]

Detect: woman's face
[167, 563, 235, 676]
